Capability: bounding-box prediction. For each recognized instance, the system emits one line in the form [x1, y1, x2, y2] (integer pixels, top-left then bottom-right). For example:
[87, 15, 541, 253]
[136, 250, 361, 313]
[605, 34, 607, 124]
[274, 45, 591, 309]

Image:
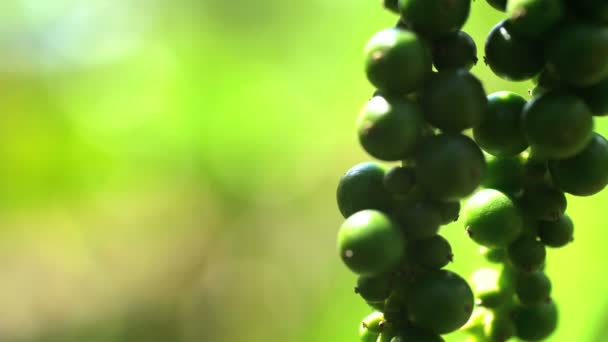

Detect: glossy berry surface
[522, 91, 594, 159]
[364, 28, 432, 93]
[538, 214, 574, 248]
[481, 154, 526, 194]
[473, 91, 528, 156]
[464, 189, 523, 248]
[398, 0, 471, 37]
[522, 184, 567, 222]
[407, 270, 474, 334]
[415, 134, 486, 201]
[549, 133, 608, 196]
[515, 271, 552, 304]
[394, 202, 442, 239]
[507, 235, 546, 271]
[337, 162, 393, 218]
[512, 300, 558, 341]
[357, 95, 425, 161]
[421, 69, 487, 132]
[484, 20, 544, 81]
[338, 210, 405, 276]
[408, 234, 453, 269]
[432, 31, 478, 71]
[356, 273, 393, 302]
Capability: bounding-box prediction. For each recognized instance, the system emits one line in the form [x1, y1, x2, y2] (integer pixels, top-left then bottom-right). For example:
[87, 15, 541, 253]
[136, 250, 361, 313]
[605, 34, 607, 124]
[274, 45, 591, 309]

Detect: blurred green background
[1, 0, 607, 341]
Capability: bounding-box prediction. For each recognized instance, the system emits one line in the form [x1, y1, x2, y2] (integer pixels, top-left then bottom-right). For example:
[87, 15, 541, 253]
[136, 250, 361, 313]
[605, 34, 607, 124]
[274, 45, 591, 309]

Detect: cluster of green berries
[335, 0, 608, 341]
[460, 1, 608, 341]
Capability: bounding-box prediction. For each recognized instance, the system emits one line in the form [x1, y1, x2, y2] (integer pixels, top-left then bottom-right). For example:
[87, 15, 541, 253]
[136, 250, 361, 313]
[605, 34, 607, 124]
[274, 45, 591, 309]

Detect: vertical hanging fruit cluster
[335, 0, 608, 341]
[463, 0, 608, 341]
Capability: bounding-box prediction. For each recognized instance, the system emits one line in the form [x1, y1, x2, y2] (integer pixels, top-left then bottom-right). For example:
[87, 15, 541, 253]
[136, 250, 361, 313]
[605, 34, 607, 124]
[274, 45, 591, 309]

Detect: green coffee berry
[464, 189, 523, 248]
[398, 0, 471, 37]
[507, 0, 563, 37]
[521, 184, 567, 221]
[481, 154, 526, 194]
[338, 210, 405, 275]
[407, 270, 474, 334]
[365, 28, 432, 93]
[507, 235, 546, 272]
[432, 31, 478, 71]
[408, 235, 453, 269]
[522, 91, 594, 160]
[484, 20, 544, 81]
[512, 300, 558, 340]
[546, 23, 608, 86]
[356, 273, 394, 302]
[357, 95, 426, 161]
[538, 214, 574, 248]
[337, 162, 393, 218]
[421, 69, 487, 132]
[549, 133, 608, 196]
[515, 271, 552, 304]
[384, 166, 416, 198]
[415, 133, 486, 201]
[394, 202, 442, 239]
[473, 91, 528, 157]
[435, 201, 461, 224]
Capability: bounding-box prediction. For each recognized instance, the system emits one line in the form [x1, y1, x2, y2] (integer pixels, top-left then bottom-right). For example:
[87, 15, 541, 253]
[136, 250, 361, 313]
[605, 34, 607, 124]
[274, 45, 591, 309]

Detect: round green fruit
[507, 0, 563, 37]
[507, 235, 546, 272]
[394, 202, 442, 239]
[362, 311, 385, 334]
[407, 270, 474, 334]
[432, 31, 477, 71]
[481, 154, 526, 194]
[480, 247, 507, 263]
[464, 189, 523, 248]
[538, 214, 574, 248]
[422, 69, 487, 132]
[546, 24, 608, 86]
[398, 0, 471, 37]
[408, 235, 452, 269]
[357, 273, 394, 302]
[358, 95, 426, 161]
[337, 162, 393, 218]
[521, 184, 567, 221]
[515, 271, 551, 304]
[384, 166, 416, 198]
[522, 91, 593, 159]
[360, 326, 378, 342]
[338, 210, 405, 276]
[484, 20, 544, 81]
[549, 133, 608, 196]
[365, 28, 432, 93]
[473, 91, 528, 156]
[512, 300, 558, 341]
[436, 201, 461, 224]
[415, 134, 486, 201]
